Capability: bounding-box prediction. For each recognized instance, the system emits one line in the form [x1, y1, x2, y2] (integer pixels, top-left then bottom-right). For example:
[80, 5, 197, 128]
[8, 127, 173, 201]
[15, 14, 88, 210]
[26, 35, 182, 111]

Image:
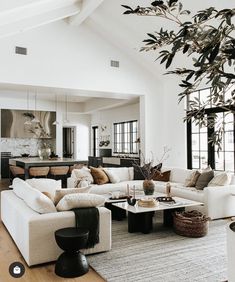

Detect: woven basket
[29, 167, 50, 177]
[173, 210, 209, 238]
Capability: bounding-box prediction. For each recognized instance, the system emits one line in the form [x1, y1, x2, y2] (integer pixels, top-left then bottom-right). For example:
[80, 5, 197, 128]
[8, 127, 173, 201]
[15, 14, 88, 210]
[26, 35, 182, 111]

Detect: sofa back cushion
[103, 167, 132, 182]
[26, 178, 61, 198]
[208, 172, 232, 186]
[163, 167, 192, 183]
[12, 178, 57, 214]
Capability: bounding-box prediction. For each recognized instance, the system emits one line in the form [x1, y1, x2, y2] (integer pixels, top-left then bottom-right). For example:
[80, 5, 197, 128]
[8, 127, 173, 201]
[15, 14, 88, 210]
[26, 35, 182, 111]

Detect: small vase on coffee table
[143, 179, 155, 195]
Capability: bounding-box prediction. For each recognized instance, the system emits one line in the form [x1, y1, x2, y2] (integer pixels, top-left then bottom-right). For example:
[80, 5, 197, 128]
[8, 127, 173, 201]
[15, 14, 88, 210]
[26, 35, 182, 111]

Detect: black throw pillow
[133, 163, 150, 180]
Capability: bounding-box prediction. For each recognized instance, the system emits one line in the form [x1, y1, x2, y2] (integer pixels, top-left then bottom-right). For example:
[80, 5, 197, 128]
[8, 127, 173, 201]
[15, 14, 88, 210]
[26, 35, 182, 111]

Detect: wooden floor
[0, 179, 105, 282]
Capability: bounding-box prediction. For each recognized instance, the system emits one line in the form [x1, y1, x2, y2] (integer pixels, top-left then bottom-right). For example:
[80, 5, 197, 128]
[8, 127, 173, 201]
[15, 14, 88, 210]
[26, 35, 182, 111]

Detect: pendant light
[52, 93, 59, 125]
[24, 90, 32, 125]
[31, 90, 40, 123]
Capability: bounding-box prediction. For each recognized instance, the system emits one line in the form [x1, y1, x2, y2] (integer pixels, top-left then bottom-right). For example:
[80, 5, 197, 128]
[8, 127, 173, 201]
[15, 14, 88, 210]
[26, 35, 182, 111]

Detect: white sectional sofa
[1, 179, 111, 266]
[68, 166, 235, 220]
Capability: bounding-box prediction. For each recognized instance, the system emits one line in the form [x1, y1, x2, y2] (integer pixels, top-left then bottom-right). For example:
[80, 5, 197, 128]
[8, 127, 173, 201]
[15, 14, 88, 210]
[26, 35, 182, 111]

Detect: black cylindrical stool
[55, 227, 89, 278]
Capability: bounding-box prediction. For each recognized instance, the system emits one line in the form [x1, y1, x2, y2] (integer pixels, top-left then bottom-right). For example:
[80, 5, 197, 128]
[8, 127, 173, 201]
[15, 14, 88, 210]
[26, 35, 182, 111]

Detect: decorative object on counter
[49, 151, 59, 160]
[21, 153, 30, 158]
[38, 143, 51, 160]
[166, 182, 172, 197]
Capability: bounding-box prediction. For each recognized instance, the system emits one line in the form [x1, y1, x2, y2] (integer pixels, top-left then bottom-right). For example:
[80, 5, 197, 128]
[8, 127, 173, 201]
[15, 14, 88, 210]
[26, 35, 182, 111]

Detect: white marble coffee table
[112, 197, 203, 234]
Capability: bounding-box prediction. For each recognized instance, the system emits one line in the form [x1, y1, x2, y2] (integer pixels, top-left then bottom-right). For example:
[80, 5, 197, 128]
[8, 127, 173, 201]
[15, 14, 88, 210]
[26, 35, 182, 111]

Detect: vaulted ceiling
[0, 0, 234, 112]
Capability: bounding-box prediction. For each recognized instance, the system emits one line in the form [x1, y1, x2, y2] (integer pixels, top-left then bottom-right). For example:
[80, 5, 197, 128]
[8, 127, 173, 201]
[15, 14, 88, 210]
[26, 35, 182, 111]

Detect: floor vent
[110, 60, 119, 68]
[15, 46, 27, 55]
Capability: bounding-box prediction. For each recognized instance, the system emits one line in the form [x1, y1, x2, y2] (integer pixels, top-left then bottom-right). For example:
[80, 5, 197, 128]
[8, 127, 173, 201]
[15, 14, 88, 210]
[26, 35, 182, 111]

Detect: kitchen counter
[9, 157, 87, 179]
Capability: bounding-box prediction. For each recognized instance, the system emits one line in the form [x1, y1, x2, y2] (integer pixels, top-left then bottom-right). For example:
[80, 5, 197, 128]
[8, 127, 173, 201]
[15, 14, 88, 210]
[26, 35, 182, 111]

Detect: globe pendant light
[24, 90, 32, 125]
[53, 93, 59, 125]
[31, 90, 40, 123]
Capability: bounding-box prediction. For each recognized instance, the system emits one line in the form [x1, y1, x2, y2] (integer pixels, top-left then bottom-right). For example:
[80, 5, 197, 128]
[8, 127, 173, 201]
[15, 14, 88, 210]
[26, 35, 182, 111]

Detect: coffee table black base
[55, 251, 89, 278]
[105, 202, 126, 221]
[163, 207, 185, 227]
[128, 211, 154, 234]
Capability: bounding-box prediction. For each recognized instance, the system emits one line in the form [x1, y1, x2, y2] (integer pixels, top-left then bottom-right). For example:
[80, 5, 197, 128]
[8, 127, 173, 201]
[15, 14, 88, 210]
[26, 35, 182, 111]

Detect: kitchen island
[9, 157, 87, 179]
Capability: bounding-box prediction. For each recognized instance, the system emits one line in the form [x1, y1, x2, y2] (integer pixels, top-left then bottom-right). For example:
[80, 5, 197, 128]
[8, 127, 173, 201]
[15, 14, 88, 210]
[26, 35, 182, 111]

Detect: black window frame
[113, 120, 138, 154]
[92, 126, 99, 157]
[187, 87, 235, 172]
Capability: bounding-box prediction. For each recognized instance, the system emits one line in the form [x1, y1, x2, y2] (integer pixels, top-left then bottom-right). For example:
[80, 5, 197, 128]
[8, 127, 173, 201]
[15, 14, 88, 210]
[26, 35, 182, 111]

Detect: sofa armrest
[204, 185, 235, 219]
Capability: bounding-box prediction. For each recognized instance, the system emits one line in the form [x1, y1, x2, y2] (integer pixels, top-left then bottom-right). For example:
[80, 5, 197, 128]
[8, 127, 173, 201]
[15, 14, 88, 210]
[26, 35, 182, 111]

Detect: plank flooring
[0, 178, 105, 282]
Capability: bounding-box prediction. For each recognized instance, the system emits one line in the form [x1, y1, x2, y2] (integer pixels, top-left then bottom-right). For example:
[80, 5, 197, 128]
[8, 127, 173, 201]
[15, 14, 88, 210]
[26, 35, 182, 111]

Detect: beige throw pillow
[54, 187, 91, 205]
[185, 170, 201, 187]
[56, 193, 105, 211]
[207, 172, 231, 187]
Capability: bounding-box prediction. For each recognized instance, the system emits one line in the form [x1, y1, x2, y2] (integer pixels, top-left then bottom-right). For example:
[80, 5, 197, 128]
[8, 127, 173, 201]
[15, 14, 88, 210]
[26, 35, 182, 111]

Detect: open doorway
[63, 127, 75, 158]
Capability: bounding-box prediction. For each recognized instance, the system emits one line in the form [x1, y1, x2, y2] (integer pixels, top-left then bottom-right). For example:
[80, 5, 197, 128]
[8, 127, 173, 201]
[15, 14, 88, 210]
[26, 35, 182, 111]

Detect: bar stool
[9, 165, 25, 182]
[50, 166, 69, 187]
[29, 167, 50, 178]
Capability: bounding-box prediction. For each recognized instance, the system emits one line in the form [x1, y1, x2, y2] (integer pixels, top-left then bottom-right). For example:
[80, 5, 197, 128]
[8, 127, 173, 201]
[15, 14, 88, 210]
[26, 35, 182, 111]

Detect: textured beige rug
[88, 215, 229, 282]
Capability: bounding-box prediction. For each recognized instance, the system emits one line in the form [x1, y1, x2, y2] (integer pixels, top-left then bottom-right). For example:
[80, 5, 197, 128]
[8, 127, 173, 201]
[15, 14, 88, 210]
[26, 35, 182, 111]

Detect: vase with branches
[133, 146, 171, 195]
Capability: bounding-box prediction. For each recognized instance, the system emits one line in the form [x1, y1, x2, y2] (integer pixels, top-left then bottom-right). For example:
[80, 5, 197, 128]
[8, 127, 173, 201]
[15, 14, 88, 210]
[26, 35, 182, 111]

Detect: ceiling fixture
[24, 90, 32, 125]
[64, 94, 69, 123]
[31, 90, 40, 123]
[53, 94, 59, 125]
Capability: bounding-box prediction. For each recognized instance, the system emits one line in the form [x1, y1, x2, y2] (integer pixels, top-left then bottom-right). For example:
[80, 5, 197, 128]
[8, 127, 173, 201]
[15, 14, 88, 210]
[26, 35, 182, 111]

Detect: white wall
[0, 19, 185, 167]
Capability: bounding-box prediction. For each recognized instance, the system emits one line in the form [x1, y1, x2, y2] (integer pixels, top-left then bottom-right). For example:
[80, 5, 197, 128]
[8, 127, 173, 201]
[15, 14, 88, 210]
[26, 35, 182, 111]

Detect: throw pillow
[90, 167, 109, 185]
[133, 163, 151, 180]
[56, 193, 105, 211]
[72, 167, 94, 184]
[42, 191, 55, 203]
[74, 179, 90, 188]
[195, 170, 214, 190]
[207, 172, 232, 187]
[153, 170, 171, 182]
[185, 170, 201, 187]
[12, 178, 57, 214]
[103, 168, 120, 183]
[54, 187, 91, 205]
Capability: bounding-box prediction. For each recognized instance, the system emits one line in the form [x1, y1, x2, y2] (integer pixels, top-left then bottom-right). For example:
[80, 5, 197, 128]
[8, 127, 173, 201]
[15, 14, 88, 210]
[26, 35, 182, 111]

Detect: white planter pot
[227, 221, 235, 281]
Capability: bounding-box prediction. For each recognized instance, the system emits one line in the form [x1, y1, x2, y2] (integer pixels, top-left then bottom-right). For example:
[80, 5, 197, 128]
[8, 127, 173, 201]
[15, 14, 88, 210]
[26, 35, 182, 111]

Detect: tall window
[113, 120, 138, 154]
[187, 87, 235, 172]
[92, 126, 99, 157]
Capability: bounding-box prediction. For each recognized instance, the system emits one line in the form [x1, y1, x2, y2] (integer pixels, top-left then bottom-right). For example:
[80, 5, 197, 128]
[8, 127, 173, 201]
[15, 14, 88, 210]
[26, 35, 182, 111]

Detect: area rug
[88, 215, 229, 282]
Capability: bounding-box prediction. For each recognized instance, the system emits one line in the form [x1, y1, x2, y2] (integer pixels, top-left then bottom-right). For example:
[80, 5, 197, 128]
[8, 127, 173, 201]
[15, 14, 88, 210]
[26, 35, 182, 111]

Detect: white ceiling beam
[0, 0, 81, 39]
[68, 0, 104, 26]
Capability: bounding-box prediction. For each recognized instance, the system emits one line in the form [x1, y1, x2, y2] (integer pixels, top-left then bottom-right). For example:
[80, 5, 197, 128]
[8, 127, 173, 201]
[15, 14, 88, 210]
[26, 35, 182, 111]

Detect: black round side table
[54, 227, 89, 278]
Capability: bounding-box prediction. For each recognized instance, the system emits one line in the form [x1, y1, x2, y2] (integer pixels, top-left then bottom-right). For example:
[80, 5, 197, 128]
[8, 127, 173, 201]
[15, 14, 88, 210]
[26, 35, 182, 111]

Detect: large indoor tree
[122, 0, 235, 149]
